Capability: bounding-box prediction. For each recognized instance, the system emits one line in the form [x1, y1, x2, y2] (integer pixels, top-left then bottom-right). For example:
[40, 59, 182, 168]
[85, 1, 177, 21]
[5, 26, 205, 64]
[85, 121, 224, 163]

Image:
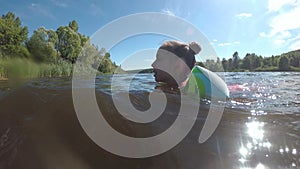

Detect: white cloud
[269, 5, 300, 35]
[274, 39, 286, 45]
[210, 39, 218, 45]
[218, 43, 231, 47]
[278, 31, 292, 39]
[259, 32, 269, 38]
[51, 0, 68, 7]
[235, 13, 253, 19]
[287, 34, 300, 42]
[287, 34, 300, 50]
[266, 31, 293, 46]
[267, 0, 298, 12]
[289, 40, 300, 50]
[261, 0, 300, 50]
[161, 9, 176, 16]
[218, 41, 240, 47]
[264, 0, 300, 36]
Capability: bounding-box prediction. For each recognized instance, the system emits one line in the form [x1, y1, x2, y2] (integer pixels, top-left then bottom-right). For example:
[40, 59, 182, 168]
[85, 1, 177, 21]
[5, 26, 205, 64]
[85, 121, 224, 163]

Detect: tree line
[0, 12, 118, 79]
[198, 50, 300, 72]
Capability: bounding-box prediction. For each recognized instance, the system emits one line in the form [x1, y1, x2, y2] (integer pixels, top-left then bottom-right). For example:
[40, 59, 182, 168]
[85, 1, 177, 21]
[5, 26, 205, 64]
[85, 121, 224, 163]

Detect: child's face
[151, 49, 191, 87]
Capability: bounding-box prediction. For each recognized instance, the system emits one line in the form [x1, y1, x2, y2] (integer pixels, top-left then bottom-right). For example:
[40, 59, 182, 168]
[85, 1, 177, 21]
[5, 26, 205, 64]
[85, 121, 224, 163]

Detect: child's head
[152, 41, 201, 87]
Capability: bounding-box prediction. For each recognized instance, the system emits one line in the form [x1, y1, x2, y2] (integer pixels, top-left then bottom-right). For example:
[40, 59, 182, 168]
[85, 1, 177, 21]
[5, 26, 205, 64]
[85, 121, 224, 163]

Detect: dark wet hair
[158, 41, 201, 70]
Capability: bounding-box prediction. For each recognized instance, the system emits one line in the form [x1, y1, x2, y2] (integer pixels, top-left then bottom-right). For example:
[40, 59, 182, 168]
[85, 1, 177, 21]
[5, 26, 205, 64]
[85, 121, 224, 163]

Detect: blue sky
[1, 0, 300, 70]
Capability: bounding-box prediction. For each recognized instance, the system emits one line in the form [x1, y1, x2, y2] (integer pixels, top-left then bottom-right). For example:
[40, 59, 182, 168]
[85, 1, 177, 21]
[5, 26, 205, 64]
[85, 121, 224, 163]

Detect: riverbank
[0, 77, 8, 80]
[0, 57, 125, 81]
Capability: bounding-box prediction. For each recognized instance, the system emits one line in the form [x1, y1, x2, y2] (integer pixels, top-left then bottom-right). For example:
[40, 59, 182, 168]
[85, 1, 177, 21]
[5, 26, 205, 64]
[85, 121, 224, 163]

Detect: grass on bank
[0, 57, 120, 81]
[0, 57, 73, 80]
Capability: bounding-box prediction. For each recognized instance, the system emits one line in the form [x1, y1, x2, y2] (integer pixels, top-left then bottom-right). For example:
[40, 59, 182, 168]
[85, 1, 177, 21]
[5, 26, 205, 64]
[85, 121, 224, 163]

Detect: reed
[0, 57, 74, 80]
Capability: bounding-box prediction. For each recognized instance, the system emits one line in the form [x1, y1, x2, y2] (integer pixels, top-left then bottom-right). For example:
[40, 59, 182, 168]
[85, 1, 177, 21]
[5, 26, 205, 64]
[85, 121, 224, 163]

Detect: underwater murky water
[0, 72, 299, 169]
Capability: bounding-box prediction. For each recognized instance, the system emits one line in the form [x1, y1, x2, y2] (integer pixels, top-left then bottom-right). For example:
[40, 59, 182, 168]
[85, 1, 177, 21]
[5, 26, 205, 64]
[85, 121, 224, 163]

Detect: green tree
[68, 20, 89, 47]
[290, 54, 300, 67]
[221, 58, 227, 71]
[227, 58, 233, 71]
[195, 61, 205, 67]
[262, 57, 270, 67]
[215, 57, 223, 71]
[47, 29, 59, 51]
[241, 53, 251, 70]
[26, 27, 58, 62]
[0, 12, 29, 57]
[68, 20, 79, 32]
[251, 54, 261, 70]
[79, 34, 89, 47]
[278, 55, 290, 70]
[258, 55, 263, 68]
[204, 59, 216, 71]
[78, 43, 102, 69]
[98, 48, 118, 73]
[232, 51, 240, 70]
[56, 26, 81, 63]
[271, 55, 277, 66]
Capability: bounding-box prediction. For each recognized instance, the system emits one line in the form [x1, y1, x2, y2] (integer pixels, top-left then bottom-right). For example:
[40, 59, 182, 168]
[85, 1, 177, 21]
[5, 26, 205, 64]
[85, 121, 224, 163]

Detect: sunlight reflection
[239, 163, 266, 169]
[246, 121, 264, 140]
[238, 119, 272, 168]
[279, 148, 284, 154]
[285, 147, 289, 153]
[238, 158, 247, 164]
[237, 110, 300, 168]
[239, 146, 249, 157]
[246, 142, 253, 149]
[255, 163, 265, 169]
[262, 142, 271, 149]
[251, 110, 266, 116]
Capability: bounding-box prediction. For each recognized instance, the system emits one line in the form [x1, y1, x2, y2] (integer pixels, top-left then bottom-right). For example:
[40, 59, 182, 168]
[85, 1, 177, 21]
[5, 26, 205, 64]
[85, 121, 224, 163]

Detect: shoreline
[0, 77, 8, 80]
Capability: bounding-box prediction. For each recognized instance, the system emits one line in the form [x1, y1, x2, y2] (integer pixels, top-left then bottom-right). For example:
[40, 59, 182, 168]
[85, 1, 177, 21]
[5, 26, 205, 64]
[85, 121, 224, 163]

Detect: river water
[0, 72, 299, 169]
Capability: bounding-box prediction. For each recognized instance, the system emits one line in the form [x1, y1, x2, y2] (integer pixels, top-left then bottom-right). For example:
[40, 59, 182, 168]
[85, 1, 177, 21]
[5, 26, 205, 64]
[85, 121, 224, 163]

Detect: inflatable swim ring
[186, 66, 229, 99]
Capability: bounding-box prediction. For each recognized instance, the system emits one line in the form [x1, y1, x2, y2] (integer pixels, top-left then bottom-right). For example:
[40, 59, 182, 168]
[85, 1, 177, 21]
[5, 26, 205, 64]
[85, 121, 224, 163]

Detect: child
[152, 40, 229, 99]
